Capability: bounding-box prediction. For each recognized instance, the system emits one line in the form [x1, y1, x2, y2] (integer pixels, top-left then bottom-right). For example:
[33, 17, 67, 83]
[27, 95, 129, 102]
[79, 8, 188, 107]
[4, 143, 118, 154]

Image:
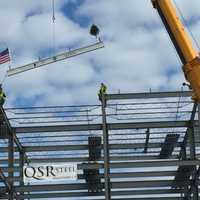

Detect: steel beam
[0, 189, 183, 199]
[159, 134, 179, 159]
[0, 195, 183, 200]
[7, 42, 104, 77]
[78, 159, 200, 169]
[0, 108, 23, 153]
[184, 167, 200, 200]
[0, 108, 29, 166]
[106, 91, 192, 100]
[177, 103, 198, 199]
[9, 171, 177, 182]
[191, 103, 200, 200]
[101, 94, 111, 200]
[15, 120, 191, 133]
[9, 171, 178, 183]
[188, 127, 196, 160]
[193, 167, 200, 198]
[0, 142, 181, 152]
[0, 180, 181, 193]
[15, 123, 101, 133]
[19, 151, 24, 200]
[0, 167, 11, 191]
[181, 127, 197, 199]
[144, 128, 150, 153]
[8, 132, 14, 200]
[1, 159, 199, 173]
[36, 141, 179, 151]
[0, 154, 181, 165]
[179, 103, 197, 160]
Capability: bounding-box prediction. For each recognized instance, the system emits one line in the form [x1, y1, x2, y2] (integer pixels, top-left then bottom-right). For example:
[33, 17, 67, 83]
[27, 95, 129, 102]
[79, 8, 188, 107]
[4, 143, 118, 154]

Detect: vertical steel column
[179, 133, 187, 160]
[192, 179, 199, 200]
[188, 124, 198, 200]
[191, 103, 200, 200]
[144, 128, 150, 153]
[19, 151, 25, 200]
[8, 132, 14, 200]
[186, 104, 199, 200]
[179, 103, 197, 160]
[188, 125, 196, 160]
[101, 94, 111, 200]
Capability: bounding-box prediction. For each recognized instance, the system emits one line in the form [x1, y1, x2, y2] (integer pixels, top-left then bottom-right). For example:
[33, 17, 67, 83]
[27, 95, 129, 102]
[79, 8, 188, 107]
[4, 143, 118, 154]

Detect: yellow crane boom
[152, 0, 200, 101]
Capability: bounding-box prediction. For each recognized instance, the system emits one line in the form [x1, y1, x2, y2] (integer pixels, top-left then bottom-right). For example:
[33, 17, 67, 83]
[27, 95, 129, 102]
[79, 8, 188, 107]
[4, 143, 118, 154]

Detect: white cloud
[77, 0, 200, 91]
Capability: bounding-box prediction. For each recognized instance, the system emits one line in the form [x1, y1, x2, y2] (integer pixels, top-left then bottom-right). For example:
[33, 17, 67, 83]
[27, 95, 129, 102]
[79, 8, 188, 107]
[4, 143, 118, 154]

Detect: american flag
[0, 48, 10, 64]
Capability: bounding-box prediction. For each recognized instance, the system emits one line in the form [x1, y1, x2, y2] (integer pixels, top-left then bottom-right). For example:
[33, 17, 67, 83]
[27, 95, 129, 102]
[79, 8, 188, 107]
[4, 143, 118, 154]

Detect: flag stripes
[0, 48, 10, 64]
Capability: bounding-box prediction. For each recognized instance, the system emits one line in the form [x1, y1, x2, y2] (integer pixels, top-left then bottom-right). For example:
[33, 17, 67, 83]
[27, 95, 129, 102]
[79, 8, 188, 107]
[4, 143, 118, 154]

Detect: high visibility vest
[0, 92, 5, 99]
[99, 85, 107, 95]
[101, 85, 107, 93]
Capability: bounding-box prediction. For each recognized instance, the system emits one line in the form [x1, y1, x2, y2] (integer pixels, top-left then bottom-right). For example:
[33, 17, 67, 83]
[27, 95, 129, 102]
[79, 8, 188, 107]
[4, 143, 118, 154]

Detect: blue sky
[0, 0, 199, 108]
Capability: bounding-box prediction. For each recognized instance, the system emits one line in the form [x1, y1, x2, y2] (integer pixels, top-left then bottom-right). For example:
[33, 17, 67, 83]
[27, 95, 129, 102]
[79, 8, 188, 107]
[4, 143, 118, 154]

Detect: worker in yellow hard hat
[98, 83, 107, 101]
[0, 85, 6, 107]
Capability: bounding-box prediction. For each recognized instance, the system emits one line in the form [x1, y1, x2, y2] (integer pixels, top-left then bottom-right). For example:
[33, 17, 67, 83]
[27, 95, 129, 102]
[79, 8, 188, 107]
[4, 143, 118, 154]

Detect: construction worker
[0, 85, 6, 107]
[98, 83, 107, 101]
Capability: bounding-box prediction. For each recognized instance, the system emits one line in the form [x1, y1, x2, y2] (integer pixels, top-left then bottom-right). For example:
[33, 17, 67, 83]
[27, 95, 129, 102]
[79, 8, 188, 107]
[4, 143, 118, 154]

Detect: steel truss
[0, 90, 199, 200]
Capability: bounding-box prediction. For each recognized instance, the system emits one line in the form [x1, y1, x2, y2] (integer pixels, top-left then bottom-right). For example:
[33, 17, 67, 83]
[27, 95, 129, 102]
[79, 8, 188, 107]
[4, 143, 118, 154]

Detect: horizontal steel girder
[14, 120, 192, 133]
[78, 159, 200, 169]
[5, 171, 177, 182]
[0, 154, 181, 164]
[1, 159, 199, 172]
[106, 91, 192, 100]
[0, 190, 183, 199]
[0, 142, 181, 152]
[0, 180, 185, 193]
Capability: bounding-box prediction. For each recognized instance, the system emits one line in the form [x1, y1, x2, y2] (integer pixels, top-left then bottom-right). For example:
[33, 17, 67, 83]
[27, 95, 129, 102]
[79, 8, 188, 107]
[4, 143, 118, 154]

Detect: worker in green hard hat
[0, 85, 6, 107]
[98, 83, 107, 101]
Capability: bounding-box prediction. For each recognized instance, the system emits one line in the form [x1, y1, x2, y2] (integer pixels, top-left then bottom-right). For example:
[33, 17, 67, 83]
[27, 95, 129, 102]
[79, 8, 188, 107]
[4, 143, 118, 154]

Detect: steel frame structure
[0, 90, 200, 200]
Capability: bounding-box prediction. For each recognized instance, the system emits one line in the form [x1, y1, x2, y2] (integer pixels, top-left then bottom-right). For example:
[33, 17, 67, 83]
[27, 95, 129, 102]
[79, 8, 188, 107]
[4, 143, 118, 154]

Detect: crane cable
[52, 0, 56, 55]
[0, 1, 57, 84]
[173, 0, 200, 51]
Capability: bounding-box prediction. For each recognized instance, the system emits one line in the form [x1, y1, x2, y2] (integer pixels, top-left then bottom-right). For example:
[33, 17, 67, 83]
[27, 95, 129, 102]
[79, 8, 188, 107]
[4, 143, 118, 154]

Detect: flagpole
[0, 47, 11, 84]
[7, 48, 11, 70]
[3, 48, 11, 84]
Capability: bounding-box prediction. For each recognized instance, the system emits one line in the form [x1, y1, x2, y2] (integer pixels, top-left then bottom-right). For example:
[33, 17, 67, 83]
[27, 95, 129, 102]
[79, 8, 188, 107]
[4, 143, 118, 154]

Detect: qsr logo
[23, 163, 77, 183]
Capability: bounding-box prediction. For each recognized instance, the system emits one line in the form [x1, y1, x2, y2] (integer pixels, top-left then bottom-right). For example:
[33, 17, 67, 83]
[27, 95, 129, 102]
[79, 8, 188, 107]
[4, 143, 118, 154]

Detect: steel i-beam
[101, 94, 111, 200]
